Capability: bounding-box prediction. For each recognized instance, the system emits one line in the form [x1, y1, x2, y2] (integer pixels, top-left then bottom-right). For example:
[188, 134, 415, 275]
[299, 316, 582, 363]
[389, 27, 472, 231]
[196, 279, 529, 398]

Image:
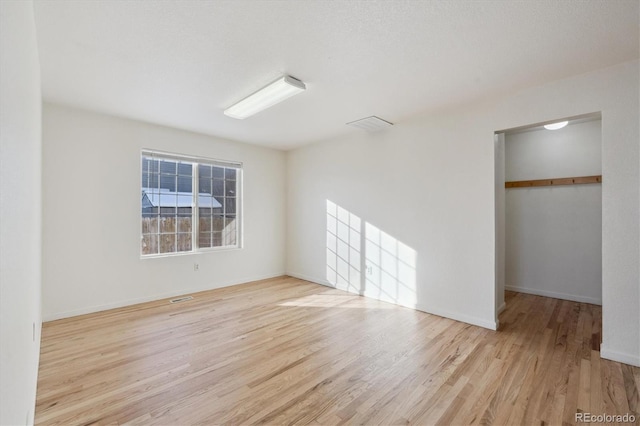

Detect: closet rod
[505, 175, 602, 188]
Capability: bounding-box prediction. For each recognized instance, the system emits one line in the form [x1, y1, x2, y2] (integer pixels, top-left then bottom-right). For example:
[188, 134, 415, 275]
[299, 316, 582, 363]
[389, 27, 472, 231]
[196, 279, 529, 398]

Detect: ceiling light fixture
[544, 121, 568, 130]
[347, 116, 394, 131]
[224, 75, 306, 119]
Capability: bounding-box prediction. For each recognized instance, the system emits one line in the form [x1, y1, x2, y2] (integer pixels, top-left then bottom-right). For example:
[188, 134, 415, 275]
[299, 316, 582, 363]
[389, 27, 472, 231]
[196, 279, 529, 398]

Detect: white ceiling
[33, 0, 639, 150]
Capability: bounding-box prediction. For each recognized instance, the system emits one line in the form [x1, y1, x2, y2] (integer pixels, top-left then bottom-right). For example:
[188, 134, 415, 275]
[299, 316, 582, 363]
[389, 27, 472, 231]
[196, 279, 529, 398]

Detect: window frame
[140, 149, 243, 258]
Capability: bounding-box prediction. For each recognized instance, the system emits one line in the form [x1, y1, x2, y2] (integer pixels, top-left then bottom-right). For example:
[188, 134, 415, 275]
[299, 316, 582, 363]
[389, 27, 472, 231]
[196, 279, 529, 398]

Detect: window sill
[140, 246, 242, 259]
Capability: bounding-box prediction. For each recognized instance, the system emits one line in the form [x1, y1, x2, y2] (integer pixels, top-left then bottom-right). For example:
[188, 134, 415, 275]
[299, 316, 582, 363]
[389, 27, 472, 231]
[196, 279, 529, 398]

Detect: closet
[498, 116, 602, 306]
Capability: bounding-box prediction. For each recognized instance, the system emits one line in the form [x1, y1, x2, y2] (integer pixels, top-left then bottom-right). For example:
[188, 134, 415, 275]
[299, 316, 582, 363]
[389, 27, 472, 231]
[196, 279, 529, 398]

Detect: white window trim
[140, 149, 243, 258]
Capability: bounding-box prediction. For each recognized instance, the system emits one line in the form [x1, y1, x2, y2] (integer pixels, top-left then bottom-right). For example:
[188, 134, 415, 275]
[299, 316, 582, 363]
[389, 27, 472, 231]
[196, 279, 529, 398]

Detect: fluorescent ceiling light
[224, 75, 306, 119]
[347, 116, 394, 131]
[544, 121, 568, 130]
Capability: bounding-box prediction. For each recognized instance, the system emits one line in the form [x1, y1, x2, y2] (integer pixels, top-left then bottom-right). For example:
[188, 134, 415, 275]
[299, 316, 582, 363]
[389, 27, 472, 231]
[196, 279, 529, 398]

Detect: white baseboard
[286, 271, 335, 288]
[505, 285, 601, 305]
[286, 272, 498, 331]
[415, 303, 498, 330]
[43, 272, 286, 322]
[497, 301, 506, 314]
[600, 344, 640, 367]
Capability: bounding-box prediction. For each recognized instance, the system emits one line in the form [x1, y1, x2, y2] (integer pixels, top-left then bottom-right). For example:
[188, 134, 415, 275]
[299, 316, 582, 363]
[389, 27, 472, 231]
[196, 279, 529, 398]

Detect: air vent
[346, 116, 393, 131]
[170, 296, 193, 304]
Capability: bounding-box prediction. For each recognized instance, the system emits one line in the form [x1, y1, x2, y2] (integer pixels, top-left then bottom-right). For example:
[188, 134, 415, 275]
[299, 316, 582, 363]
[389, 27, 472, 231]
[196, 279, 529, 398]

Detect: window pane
[199, 177, 211, 195]
[141, 234, 158, 255]
[142, 152, 241, 255]
[199, 215, 211, 233]
[224, 216, 237, 246]
[143, 158, 159, 174]
[160, 192, 176, 206]
[212, 179, 224, 197]
[214, 197, 224, 211]
[160, 206, 176, 217]
[224, 168, 236, 180]
[199, 232, 211, 248]
[177, 233, 192, 252]
[142, 173, 158, 190]
[225, 180, 236, 196]
[159, 234, 176, 253]
[145, 190, 158, 205]
[226, 197, 236, 214]
[224, 231, 237, 246]
[177, 207, 192, 217]
[212, 215, 224, 232]
[199, 164, 212, 178]
[142, 207, 158, 218]
[178, 163, 192, 176]
[177, 217, 192, 232]
[141, 217, 155, 234]
[177, 176, 192, 192]
[177, 195, 192, 209]
[199, 195, 213, 208]
[148, 216, 159, 232]
[212, 166, 224, 179]
[160, 160, 176, 175]
[160, 175, 176, 192]
[142, 191, 155, 214]
[160, 217, 176, 233]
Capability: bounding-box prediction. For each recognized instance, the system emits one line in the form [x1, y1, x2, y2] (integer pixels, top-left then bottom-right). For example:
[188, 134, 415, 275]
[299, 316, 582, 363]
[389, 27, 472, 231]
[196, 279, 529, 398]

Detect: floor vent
[170, 296, 193, 304]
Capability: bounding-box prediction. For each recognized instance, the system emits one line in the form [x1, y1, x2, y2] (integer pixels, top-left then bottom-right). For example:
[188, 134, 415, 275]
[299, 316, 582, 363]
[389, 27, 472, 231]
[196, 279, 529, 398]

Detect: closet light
[544, 121, 568, 130]
[224, 75, 306, 119]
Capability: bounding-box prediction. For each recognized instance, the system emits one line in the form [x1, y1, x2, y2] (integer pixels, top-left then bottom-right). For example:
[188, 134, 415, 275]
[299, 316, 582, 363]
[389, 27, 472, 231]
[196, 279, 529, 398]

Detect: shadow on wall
[325, 200, 417, 308]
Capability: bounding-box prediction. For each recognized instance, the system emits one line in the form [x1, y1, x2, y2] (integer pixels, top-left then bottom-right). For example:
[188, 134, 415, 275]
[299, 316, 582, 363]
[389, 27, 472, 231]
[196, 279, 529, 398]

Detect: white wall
[505, 120, 602, 180]
[504, 120, 602, 305]
[0, 1, 43, 424]
[287, 111, 499, 330]
[42, 104, 286, 320]
[494, 133, 505, 313]
[286, 60, 639, 366]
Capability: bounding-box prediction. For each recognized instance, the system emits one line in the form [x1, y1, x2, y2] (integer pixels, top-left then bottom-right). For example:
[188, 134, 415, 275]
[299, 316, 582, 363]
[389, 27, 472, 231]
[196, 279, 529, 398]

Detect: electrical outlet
[366, 265, 373, 275]
[194, 263, 199, 271]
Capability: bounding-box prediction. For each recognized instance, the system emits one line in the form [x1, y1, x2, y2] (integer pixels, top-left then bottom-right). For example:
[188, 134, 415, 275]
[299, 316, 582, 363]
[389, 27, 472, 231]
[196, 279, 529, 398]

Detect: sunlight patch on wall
[326, 200, 417, 308]
[326, 200, 361, 294]
[364, 223, 417, 307]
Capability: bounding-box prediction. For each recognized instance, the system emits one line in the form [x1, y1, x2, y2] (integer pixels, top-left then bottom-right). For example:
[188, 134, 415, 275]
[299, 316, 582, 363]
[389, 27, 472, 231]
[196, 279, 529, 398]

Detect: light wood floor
[36, 276, 639, 425]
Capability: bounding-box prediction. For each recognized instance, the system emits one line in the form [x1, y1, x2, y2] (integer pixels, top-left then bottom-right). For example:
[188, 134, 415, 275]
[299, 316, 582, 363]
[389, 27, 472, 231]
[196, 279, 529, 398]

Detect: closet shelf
[505, 175, 602, 188]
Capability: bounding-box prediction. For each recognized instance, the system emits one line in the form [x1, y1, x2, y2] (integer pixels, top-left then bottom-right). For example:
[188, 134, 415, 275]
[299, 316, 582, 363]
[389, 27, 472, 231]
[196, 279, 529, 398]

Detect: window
[141, 151, 241, 256]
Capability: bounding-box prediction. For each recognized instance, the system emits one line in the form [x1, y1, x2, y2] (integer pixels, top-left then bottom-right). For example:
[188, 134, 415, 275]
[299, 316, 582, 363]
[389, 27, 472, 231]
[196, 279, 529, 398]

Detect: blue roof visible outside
[141, 188, 222, 208]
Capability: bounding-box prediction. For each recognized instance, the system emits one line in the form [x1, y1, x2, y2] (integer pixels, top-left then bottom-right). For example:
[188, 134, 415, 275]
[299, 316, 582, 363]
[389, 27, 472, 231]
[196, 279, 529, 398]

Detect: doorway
[495, 114, 603, 318]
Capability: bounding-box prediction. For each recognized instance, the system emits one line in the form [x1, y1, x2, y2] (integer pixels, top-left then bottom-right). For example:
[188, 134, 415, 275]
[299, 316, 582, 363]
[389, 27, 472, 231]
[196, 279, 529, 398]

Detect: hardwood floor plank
[35, 280, 639, 425]
[590, 349, 604, 415]
[621, 363, 639, 418]
[577, 357, 591, 414]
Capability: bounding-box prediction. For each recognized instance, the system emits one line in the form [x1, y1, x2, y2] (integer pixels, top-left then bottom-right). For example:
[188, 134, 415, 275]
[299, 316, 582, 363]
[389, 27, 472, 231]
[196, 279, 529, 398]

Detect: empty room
[1, 0, 639, 425]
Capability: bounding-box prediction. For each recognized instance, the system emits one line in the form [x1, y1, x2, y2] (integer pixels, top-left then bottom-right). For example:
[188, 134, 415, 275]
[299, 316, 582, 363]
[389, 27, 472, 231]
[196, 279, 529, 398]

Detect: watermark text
[576, 412, 636, 423]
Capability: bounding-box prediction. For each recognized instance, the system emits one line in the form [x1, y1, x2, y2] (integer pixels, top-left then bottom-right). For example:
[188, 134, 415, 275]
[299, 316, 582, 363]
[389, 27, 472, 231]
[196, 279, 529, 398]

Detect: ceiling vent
[346, 116, 393, 131]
